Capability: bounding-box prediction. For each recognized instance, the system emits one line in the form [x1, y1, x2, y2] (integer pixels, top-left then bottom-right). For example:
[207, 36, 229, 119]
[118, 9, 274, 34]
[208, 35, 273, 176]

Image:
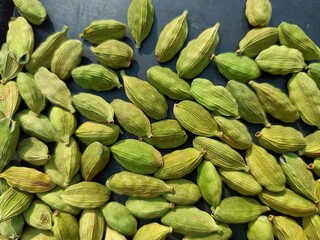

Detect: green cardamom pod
[23, 199, 53, 230]
[0, 45, 23, 83]
[34, 67, 75, 113]
[74, 121, 120, 145]
[299, 130, 320, 157]
[21, 227, 55, 240]
[79, 209, 105, 240]
[16, 72, 46, 115]
[73, 92, 114, 123]
[256, 45, 307, 75]
[155, 10, 188, 62]
[212, 196, 270, 224]
[190, 78, 238, 117]
[71, 63, 122, 91]
[279, 21, 320, 60]
[0, 214, 24, 240]
[161, 206, 222, 236]
[302, 214, 320, 240]
[162, 179, 201, 206]
[81, 141, 110, 181]
[280, 152, 318, 203]
[245, 143, 286, 192]
[288, 72, 320, 128]
[80, 19, 126, 44]
[259, 188, 318, 217]
[193, 136, 249, 172]
[13, 0, 47, 25]
[247, 215, 274, 240]
[197, 160, 223, 208]
[0, 81, 21, 118]
[249, 80, 299, 123]
[147, 65, 193, 100]
[141, 119, 187, 149]
[106, 171, 174, 198]
[127, 0, 154, 48]
[105, 225, 127, 240]
[307, 62, 320, 89]
[26, 26, 68, 73]
[122, 70, 168, 120]
[111, 98, 152, 138]
[101, 201, 138, 236]
[176, 23, 220, 79]
[52, 211, 80, 240]
[308, 158, 320, 177]
[226, 80, 270, 126]
[245, 0, 272, 27]
[183, 222, 232, 240]
[133, 222, 172, 240]
[111, 139, 163, 175]
[256, 125, 306, 154]
[212, 52, 261, 82]
[236, 27, 278, 57]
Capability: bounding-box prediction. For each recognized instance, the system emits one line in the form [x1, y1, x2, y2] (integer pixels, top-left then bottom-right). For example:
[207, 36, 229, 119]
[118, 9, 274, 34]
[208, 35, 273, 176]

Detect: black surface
[2, 0, 320, 239]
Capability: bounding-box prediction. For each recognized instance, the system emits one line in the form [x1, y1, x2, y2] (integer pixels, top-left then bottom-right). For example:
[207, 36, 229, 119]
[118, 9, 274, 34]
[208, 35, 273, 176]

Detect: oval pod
[245, 0, 272, 27]
[247, 215, 274, 240]
[133, 222, 172, 240]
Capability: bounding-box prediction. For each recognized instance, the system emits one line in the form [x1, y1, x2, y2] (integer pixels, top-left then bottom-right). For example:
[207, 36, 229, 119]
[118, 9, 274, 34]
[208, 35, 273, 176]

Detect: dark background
[1, 0, 320, 239]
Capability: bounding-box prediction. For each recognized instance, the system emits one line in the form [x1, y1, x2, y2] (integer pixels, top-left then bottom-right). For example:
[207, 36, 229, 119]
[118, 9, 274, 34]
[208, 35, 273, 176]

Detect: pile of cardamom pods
[0, 0, 320, 239]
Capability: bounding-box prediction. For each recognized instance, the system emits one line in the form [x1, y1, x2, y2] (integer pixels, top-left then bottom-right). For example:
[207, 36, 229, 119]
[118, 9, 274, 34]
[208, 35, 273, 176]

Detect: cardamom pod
[0, 214, 24, 240]
[197, 160, 223, 208]
[226, 80, 270, 126]
[213, 115, 252, 150]
[18, 137, 49, 166]
[51, 39, 83, 80]
[0, 118, 20, 172]
[73, 92, 114, 123]
[101, 201, 138, 236]
[23, 199, 53, 230]
[16, 72, 46, 115]
[13, 0, 47, 25]
[245, 0, 272, 27]
[111, 99, 152, 138]
[308, 157, 320, 177]
[26, 26, 68, 73]
[247, 215, 274, 240]
[161, 206, 222, 236]
[193, 136, 249, 172]
[176, 23, 220, 79]
[71, 63, 122, 91]
[212, 196, 270, 224]
[249, 80, 299, 123]
[245, 143, 286, 192]
[21, 227, 55, 240]
[183, 222, 232, 240]
[173, 100, 220, 137]
[141, 119, 187, 149]
[279, 152, 318, 203]
[105, 225, 127, 240]
[111, 139, 163, 175]
[162, 179, 201, 206]
[218, 168, 263, 196]
[147, 65, 193, 100]
[256, 125, 306, 154]
[122, 70, 168, 120]
[236, 27, 278, 57]
[133, 222, 172, 240]
[308, 62, 320, 89]
[125, 197, 174, 219]
[52, 211, 80, 240]
[190, 78, 238, 117]
[49, 105, 77, 145]
[34, 67, 75, 113]
[255, 45, 307, 75]
[90, 40, 133, 69]
[106, 171, 174, 198]
[0, 81, 21, 118]
[301, 130, 320, 156]
[269, 215, 308, 240]
[278, 21, 320, 60]
[154, 147, 204, 179]
[6, 16, 34, 64]
[155, 10, 188, 62]
[81, 141, 110, 181]
[80, 19, 126, 44]
[288, 72, 320, 128]
[0, 187, 33, 223]
[127, 0, 154, 48]
[74, 121, 120, 145]
[0, 45, 23, 83]
[79, 209, 105, 240]
[0, 166, 55, 193]
[212, 52, 261, 82]
[302, 214, 320, 240]
[259, 188, 318, 217]
[0, 179, 10, 195]
[60, 181, 110, 209]
[36, 186, 81, 216]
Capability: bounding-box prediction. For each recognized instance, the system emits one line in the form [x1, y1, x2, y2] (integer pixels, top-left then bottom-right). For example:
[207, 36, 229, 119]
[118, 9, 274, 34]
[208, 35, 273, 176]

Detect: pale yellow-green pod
[0, 81, 21, 118]
[245, 0, 272, 27]
[13, 0, 47, 25]
[133, 222, 172, 240]
[23, 200, 52, 230]
[79, 209, 105, 240]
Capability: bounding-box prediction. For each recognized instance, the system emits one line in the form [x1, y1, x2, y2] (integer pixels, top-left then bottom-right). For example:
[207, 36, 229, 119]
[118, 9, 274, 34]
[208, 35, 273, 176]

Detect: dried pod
[52, 211, 80, 240]
[308, 62, 320, 88]
[79, 209, 105, 240]
[0, 214, 24, 240]
[105, 225, 127, 240]
[302, 214, 320, 240]
[245, 0, 272, 27]
[0, 81, 21, 118]
[23, 200, 52, 230]
[133, 222, 172, 240]
[155, 10, 188, 62]
[127, 0, 154, 48]
[183, 222, 232, 240]
[247, 215, 274, 240]
[0, 45, 23, 83]
[13, 0, 47, 25]
[21, 226, 55, 240]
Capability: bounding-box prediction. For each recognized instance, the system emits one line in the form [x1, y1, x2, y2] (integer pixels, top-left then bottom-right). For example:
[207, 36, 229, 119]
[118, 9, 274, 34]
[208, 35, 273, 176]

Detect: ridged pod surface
[247, 215, 274, 240]
[133, 222, 172, 240]
[299, 130, 320, 157]
[245, 0, 272, 27]
[0, 81, 21, 119]
[13, 0, 47, 25]
[308, 62, 320, 89]
[302, 214, 320, 240]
